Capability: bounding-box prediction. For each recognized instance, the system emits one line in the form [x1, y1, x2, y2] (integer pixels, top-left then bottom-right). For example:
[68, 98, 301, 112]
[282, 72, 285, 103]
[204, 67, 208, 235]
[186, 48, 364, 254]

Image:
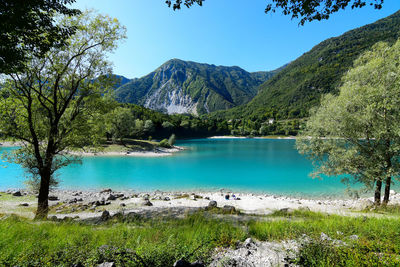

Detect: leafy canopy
[296, 39, 400, 195]
[0, 10, 127, 186]
[0, 0, 80, 74]
[166, 0, 384, 25]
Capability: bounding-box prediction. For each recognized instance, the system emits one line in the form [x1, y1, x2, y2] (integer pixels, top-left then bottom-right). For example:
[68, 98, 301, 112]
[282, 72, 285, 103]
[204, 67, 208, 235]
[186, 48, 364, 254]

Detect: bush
[168, 134, 176, 146]
[159, 139, 171, 148]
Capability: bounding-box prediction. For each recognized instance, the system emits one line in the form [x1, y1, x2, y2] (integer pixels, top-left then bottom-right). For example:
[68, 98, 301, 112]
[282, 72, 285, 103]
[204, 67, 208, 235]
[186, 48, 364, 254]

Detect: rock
[19, 203, 29, 207]
[48, 196, 59, 201]
[142, 199, 153, 206]
[361, 199, 374, 209]
[173, 259, 191, 267]
[243, 238, 255, 249]
[97, 263, 115, 267]
[12, 191, 22, 197]
[320, 232, 331, 241]
[107, 194, 117, 201]
[163, 197, 171, 201]
[120, 203, 126, 207]
[100, 189, 112, 194]
[349, 235, 359, 240]
[223, 205, 236, 213]
[101, 210, 111, 221]
[279, 208, 294, 214]
[224, 194, 230, 200]
[204, 196, 210, 200]
[208, 200, 217, 208]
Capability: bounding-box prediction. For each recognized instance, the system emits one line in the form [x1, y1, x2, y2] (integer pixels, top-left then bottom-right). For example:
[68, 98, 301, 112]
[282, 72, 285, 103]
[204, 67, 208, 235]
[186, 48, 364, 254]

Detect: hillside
[212, 10, 400, 120]
[114, 59, 280, 115]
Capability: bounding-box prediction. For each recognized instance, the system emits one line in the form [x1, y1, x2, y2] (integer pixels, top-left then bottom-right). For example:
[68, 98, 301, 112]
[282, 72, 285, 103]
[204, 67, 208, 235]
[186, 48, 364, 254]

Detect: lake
[0, 139, 348, 196]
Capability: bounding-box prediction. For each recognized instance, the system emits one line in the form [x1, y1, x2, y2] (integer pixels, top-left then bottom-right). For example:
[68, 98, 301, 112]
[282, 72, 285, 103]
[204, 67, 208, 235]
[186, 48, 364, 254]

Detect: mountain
[212, 10, 400, 120]
[113, 59, 280, 115]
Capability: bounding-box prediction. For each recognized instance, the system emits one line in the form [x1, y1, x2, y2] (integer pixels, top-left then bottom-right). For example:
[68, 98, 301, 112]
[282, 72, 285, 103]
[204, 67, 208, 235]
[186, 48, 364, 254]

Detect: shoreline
[208, 136, 296, 139]
[1, 188, 395, 220]
[0, 141, 186, 157]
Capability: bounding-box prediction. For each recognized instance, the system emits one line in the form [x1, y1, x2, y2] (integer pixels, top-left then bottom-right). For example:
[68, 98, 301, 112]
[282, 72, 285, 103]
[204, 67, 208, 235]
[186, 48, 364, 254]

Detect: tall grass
[1, 210, 400, 266]
[0, 214, 246, 266]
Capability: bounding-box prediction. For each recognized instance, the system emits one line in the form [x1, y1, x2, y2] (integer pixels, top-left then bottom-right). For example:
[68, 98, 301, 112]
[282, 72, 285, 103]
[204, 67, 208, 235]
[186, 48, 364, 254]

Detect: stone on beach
[48, 196, 59, 201]
[142, 199, 153, 206]
[12, 191, 22, 197]
[208, 200, 218, 208]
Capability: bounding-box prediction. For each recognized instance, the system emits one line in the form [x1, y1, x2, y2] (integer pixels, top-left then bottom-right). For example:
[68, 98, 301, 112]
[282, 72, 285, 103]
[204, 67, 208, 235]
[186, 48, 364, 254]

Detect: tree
[0, 0, 80, 74]
[0, 11, 126, 218]
[107, 107, 135, 144]
[296, 40, 400, 206]
[133, 119, 145, 138]
[143, 120, 155, 135]
[166, 0, 384, 25]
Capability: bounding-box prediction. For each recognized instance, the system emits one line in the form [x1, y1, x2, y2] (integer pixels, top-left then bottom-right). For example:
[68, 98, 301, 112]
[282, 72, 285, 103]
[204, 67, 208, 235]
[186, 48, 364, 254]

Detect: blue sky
[73, 0, 400, 79]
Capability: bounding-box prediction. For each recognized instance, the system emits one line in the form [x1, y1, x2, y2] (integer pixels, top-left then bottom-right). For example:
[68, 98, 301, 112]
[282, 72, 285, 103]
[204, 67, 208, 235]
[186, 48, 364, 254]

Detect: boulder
[100, 189, 112, 194]
[101, 210, 111, 221]
[242, 237, 255, 249]
[107, 194, 117, 201]
[142, 199, 153, 206]
[208, 200, 217, 208]
[223, 205, 236, 213]
[12, 191, 22, 197]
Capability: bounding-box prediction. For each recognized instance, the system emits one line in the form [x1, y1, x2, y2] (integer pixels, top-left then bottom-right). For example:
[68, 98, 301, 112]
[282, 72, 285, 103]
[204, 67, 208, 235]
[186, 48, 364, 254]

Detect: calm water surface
[0, 139, 347, 195]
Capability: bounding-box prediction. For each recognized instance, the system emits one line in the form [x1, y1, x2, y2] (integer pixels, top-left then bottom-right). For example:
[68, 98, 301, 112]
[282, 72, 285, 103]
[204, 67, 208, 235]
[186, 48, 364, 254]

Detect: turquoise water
[0, 139, 348, 195]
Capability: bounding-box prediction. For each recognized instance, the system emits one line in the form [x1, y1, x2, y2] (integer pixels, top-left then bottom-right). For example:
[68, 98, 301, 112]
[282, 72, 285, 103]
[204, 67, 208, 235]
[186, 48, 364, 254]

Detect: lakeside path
[1, 188, 397, 220]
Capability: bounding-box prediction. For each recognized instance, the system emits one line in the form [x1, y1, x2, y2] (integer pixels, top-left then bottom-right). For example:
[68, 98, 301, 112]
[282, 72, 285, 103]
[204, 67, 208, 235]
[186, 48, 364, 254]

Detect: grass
[0, 213, 246, 267]
[250, 210, 400, 266]
[1, 209, 400, 266]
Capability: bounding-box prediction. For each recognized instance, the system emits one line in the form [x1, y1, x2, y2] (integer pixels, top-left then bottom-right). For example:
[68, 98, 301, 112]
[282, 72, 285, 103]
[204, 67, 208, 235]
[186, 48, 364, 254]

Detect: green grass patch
[0, 213, 246, 266]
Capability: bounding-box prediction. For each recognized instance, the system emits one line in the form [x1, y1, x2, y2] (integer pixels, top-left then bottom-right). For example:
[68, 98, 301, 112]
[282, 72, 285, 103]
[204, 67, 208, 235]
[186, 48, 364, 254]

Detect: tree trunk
[383, 176, 392, 205]
[35, 170, 51, 219]
[374, 179, 382, 206]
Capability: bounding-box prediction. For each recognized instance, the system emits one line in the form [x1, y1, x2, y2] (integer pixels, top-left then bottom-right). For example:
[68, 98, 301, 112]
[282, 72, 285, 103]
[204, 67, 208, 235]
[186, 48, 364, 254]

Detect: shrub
[159, 139, 171, 148]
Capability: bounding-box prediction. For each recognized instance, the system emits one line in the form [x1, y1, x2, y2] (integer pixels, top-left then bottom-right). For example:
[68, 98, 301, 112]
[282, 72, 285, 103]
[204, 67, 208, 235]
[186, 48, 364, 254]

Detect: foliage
[166, 0, 384, 25]
[0, 0, 80, 74]
[159, 139, 172, 148]
[106, 107, 135, 142]
[296, 40, 400, 205]
[212, 10, 400, 122]
[168, 134, 176, 146]
[0, 10, 126, 217]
